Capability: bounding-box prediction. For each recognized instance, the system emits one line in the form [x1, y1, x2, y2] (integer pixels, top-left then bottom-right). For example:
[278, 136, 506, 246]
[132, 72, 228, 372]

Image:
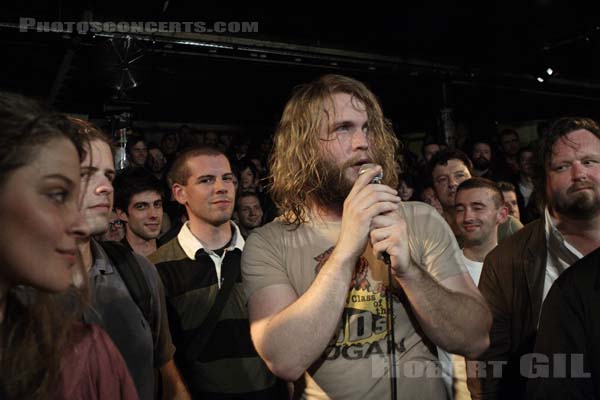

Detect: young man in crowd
[497, 181, 521, 222]
[439, 178, 507, 400]
[236, 192, 265, 238]
[149, 146, 282, 398]
[72, 119, 189, 399]
[114, 168, 164, 257]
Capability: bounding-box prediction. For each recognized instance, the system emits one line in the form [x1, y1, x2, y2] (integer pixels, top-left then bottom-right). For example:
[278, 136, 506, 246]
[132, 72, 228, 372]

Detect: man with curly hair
[242, 74, 491, 399]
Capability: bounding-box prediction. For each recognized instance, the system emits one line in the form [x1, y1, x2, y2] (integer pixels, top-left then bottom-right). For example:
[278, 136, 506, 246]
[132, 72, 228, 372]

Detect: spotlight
[535, 65, 556, 83]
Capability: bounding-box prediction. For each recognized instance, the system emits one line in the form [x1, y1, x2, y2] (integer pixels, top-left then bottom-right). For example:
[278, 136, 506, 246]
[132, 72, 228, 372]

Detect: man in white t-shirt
[241, 74, 492, 399]
[439, 178, 507, 400]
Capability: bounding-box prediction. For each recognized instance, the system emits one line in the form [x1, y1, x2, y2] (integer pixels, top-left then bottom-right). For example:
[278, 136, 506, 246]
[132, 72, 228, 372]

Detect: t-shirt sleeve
[242, 222, 291, 301]
[405, 202, 467, 282]
[135, 254, 176, 367]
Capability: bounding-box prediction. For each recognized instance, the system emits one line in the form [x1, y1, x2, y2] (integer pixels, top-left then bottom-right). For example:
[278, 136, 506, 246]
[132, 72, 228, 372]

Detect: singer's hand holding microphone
[355, 164, 410, 276]
[334, 164, 400, 263]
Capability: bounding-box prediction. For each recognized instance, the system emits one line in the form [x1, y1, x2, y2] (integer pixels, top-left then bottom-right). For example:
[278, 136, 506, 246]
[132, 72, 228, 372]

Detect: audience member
[438, 178, 508, 400]
[497, 181, 521, 222]
[398, 173, 419, 201]
[161, 131, 180, 165]
[98, 210, 126, 242]
[147, 143, 167, 180]
[0, 92, 137, 399]
[126, 134, 148, 169]
[468, 117, 600, 399]
[149, 146, 282, 398]
[470, 139, 509, 181]
[71, 119, 189, 399]
[237, 158, 260, 193]
[419, 184, 444, 215]
[526, 245, 600, 399]
[203, 131, 219, 146]
[497, 128, 521, 177]
[512, 146, 541, 223]
[114, 168, 164, 257]
[236, 192, 265, 238]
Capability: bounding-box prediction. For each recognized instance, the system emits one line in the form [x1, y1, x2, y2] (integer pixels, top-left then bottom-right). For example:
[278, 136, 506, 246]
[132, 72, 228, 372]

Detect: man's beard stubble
[310, 154, 384, 213]
[551, 183, 600, 220]
[473, 157, 491, 171]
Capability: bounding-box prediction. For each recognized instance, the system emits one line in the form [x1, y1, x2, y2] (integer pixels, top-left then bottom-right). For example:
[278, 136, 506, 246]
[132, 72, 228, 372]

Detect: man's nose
[352, 129, 369, 151]
[571, 161, 587, 181]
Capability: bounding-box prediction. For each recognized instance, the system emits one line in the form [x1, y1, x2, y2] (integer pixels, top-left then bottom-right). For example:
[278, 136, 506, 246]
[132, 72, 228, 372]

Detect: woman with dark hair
[0, 93, 137, 399]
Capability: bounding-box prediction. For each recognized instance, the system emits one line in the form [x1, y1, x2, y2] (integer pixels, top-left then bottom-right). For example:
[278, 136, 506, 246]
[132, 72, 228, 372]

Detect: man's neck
[188, 218, 232, 251]
[552, 211, 600, 256]
[463, 239, 497, 263]
[125, 230, 157, 257]
[473, 168, 489, 177]
[309, 203, 343, 222]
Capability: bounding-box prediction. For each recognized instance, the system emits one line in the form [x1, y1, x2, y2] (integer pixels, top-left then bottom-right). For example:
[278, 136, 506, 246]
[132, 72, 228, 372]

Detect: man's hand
[369, 207, 412, 276]
[335, 165, 401, 264]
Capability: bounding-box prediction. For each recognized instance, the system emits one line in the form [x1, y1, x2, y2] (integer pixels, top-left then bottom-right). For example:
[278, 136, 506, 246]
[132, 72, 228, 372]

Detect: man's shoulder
[556, 245, 600, 291]
[402, 200, 443, 220]
[488, 218, 544, 261]
[246, 217, 295, 243]
[148, 236, 186, 265]
[402, 201, 453, 236]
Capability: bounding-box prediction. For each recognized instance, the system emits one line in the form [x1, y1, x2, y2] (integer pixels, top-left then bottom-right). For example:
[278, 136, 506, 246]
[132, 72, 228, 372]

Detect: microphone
[358, 163, 383, 184]
[358, 163, 397, 400]
[358, 163, 391, 265]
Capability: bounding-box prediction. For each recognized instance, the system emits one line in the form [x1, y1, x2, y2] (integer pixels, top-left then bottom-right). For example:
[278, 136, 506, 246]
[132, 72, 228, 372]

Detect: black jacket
[526, 245, 600, 399]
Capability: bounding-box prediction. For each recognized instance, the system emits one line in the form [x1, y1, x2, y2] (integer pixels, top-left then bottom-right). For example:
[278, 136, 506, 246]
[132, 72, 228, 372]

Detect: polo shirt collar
[177, 220, 244, 260]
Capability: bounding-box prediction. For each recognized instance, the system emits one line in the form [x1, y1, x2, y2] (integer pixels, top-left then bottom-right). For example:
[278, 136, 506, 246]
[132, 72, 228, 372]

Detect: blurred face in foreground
[0, 138, 89, 292]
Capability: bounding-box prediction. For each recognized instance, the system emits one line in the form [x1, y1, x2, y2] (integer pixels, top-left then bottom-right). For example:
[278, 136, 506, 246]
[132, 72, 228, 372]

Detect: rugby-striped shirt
[149, 221, 282, 399]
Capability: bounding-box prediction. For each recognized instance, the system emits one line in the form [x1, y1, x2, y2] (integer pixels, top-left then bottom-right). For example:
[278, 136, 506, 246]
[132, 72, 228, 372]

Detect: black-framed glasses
[109, 220, 124, 228]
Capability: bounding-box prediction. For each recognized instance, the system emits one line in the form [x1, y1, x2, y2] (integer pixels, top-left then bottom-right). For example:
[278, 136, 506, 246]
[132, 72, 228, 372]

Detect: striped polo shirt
[149, 221, 282, 399]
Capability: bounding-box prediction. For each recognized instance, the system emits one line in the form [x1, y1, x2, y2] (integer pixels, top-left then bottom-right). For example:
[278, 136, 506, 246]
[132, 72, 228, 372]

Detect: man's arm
[160, 359, 191, 400]
[247, 166, 401, 381]
[248, 253, 355, 381]
[370, 206, 491, 359]
[396, 269, 491, 358]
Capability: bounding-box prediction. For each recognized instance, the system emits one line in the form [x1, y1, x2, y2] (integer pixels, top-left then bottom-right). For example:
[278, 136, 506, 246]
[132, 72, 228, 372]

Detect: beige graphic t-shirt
[242, 202, 465, 399]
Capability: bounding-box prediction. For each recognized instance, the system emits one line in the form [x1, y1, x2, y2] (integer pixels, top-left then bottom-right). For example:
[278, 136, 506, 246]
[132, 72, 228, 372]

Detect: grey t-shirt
[84, 239, 175, 400]
[243, 202, 466, 399]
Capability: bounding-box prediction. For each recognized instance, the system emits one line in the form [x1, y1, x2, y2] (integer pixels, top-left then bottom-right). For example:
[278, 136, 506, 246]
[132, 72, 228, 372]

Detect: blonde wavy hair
[269, 74, 400, 225]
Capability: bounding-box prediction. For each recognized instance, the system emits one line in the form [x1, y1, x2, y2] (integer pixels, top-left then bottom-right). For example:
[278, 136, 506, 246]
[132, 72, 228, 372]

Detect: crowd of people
[1, 73, 599, 399]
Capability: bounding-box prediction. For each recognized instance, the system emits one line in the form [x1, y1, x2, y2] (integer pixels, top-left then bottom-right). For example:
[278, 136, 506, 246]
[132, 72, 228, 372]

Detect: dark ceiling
[2, 1, 600, 137]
